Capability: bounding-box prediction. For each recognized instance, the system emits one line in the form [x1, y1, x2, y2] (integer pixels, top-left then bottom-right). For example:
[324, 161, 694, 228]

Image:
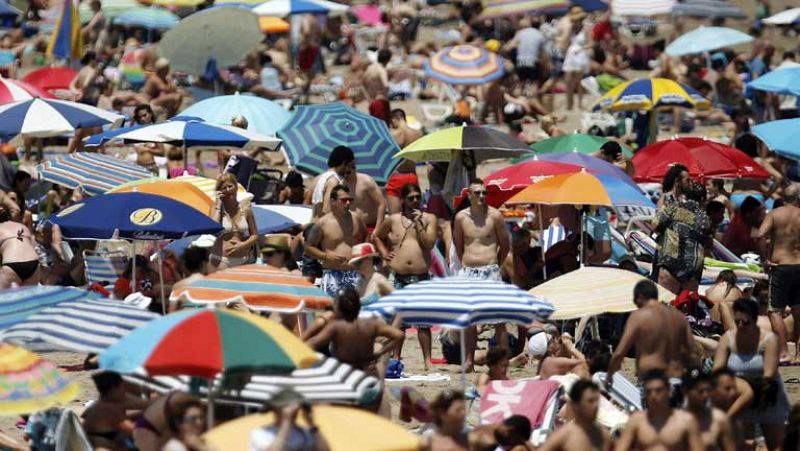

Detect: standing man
[311, 146, 356, 219]
[754, 183, 800, 363]
[374, 183, 438, 370]
[683, 370, 736, 451]
[453, 178, 510, 371]
[540, 380, 611, 451]
[389, 109, 422, 148]
[363, 49, 391, 102]
[346, 164, 386, 235]
[305, 185, 366, 296]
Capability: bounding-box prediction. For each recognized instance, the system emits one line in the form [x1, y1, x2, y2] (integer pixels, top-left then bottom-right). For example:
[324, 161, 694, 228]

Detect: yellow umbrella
[109, 179, 213, 215]
[505, 171, 613, 206]
[530, 267, 674, 320]
[259, 16, 289, 33]
[0, 344, 80, 415]
[204, 405, 421, 451]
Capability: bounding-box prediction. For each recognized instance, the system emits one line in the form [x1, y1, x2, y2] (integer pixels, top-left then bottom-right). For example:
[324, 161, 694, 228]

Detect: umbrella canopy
[0, 98, 123, 138]
[530, 133, 632, 157]
[671, 0, 747, 19]
[530, 266, 673, 320]
[363, 278, 553, 328]
[93, 119, 281, 149]
[592, 77, 710, 112]
[0, 286, 101, 330]
[109, 180, 213, 215]
[179, 92, 290, 136]
[395, 125, 534, 162]
[0, 344, 79, 415]
[752, 118, 800, 160]
[251, 204, 310, 233]
[78, 0, 139, 22]
[254, 204, 312, 226]
[665, 26, 753, 57]
[479, 160, 583, 207]
[36, 152, 154, 196]
[632, 137, 770, 182]
[763, 7, 800, 25]
[160, 8, 262, 75]
[0, 2, 20, 17]
[21, 67, 78, 92]
[478, 0, 567, 18]
[252, 0, 348, 16]
[113, 6, 179, 29]
[611, 0, 675, 15]
[99, 309, 318, 378]
[170, 264, 331, 311]
[0, 78, 53, 104]
[49, 192, 222, 240]
[204, 405, 421, 451]
[259, 15, 290, 32]
[277, 102, 399, 184]
[150, 0, 206, 6]
[747, 66, 800, 96]
[424, 45, 505, 85]
[505, 171, 613, 206]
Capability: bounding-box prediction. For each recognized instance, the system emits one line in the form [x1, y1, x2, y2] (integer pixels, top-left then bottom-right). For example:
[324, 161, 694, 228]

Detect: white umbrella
[99, 120, 281, 150]
[0, 98, 123, 138]
[763, 7, 800, 25]
[252, 0, 348, 17]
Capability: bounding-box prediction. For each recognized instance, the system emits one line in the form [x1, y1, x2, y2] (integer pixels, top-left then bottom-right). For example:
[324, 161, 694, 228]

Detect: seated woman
[706, 270, 742, 330]
[113, 255, 155, 302]
[82, 372, 135, 451]
[279, 170, 311, 205]
[133, 391, 199, 451]
[476, 347, 510, 395]
[162, 396, 214, 451]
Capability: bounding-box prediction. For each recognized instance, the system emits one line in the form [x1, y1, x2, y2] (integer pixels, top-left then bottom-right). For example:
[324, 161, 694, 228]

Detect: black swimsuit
[0, 229, 39, 281]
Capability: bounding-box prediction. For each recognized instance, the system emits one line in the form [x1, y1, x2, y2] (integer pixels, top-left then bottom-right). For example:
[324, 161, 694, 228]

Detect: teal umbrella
[113, 6, 179, 30]
[665, 26, 753, 57]
[530, 134, 632, 157]
[178, 92, 290, 136]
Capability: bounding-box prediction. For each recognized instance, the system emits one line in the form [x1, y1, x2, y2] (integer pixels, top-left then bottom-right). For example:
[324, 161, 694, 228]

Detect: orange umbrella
[109, 180, 213, 215]
[259, 16, 289, 33]
[505, 171, 613, 206]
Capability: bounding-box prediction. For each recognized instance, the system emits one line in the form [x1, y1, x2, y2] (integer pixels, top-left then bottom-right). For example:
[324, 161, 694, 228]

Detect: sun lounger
[593, 372, 642, 412]
[83, 249, 128, 287]
[479, 380, 563, 447]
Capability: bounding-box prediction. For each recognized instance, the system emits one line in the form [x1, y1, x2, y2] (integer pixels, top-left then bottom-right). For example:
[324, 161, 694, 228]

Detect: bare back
[768, 205, 800, 265]
[350, 173, 382, 227]
[329, 318, 380, 373]
[628, 304, 691, 378]
[0, 222, 38, 263]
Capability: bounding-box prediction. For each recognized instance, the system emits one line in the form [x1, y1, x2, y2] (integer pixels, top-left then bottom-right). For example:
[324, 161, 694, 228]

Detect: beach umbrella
[0, 78, 53, 104]
[530, 267, 673, 320]
[752, 118, 800, 160]
[258, 15, 290, 32]
[36, 152, 154, 196]
[747, 66, 800, 96]
[478, 0, 567, 18]
[178, 92, 291, 136]
[394, 125, 534, 162]
[0, 286, 101, 330]
[170, 264, 331, 311]
[112, 6, 180, 29]
[109, 180, 214, 215]
[665, 26, 753, 57]
[149, 0, 206, 6]
[252, 0, 348, 16]
[93, 119, 281, 149]
[21, 67, 78, 92]
[478, 160, 583, 207]
[159, 8, 262, 75]
[530, 133, 632, 157]
[78, 0, 138, 22]
[99, 309, 317, 378]
[763, 7, 800, 25]
[611, 0, 675, 15]
[632, 137, 770, 182]
[83, 123, 145, 147]
[254, 204, 312, 226]
[0, 98, 123, 138]
[204, 405, 420, 451]
[0, 344, 79, 415]
[277, 102, 399, 184]
[424, 45, 505, 86]
[592, 77, 710, 112]
[49, 192, 222, 240]
[571, 0, 609, 11]
[0, 2, 20, 19]
[505, 171, 613, 207]
[671, 0, 747, 19]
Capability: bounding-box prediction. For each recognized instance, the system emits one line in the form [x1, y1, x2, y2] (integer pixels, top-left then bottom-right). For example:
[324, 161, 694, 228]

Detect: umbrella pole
[183, 145, 188, 172]
[580, 210, 585, 267]
[157, 240, 166, 315]
[538, 204, 547, 280]
[459, 328, 466, 390]
[207, 378, 215, 430]
[131, 241, 137, 297]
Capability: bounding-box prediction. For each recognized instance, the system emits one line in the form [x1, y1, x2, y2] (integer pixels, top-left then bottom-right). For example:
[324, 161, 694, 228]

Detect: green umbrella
[530, 134, 632, 157]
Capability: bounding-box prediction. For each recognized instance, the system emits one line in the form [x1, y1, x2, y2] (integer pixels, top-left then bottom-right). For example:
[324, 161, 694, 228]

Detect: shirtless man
[0, 206, 39, 288]
[345, 167, 386, 233]
[363, 49, 391, 101]
[540, 380, 611, 451]
[374, 183, 437, 369]
[310, 146, 355, 219]
[390, 109, 422, 148]
[615, 370, 704, 451]
[305, 185, 366, 296]
[711, 368, 753, 450]
[684, 371, 735, 451]
[754, 183, 800, 362]
[453, 179, 510, 371]
[606, 280, 697, 405]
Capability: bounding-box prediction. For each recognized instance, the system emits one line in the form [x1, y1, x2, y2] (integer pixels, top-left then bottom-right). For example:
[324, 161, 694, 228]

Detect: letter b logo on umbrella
[130, 208, 163, 226]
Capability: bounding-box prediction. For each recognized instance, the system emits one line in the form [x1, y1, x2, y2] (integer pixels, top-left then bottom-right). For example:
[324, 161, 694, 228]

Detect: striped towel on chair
[540, 224, 566, 254]
[83, 251, 128, 286]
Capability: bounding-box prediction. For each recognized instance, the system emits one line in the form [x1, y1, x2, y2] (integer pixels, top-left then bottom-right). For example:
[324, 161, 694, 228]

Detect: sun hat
[261, 234, 291, 253]
[348, 243, 379, 266]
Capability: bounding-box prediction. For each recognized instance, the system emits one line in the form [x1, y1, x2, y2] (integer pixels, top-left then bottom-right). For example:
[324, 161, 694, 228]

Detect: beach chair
[421, 82, 457, 123]
[83, 249, 128, 287]
[479, 380, 563, 447]
[593, 371, 642, 412]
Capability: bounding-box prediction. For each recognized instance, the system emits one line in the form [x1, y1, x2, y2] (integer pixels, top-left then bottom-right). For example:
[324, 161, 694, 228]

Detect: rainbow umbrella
[505, 171, 613, 207]
[0, 344, 79, 415]
[424, 45, 505, 85]
[170, 264, 331, 312]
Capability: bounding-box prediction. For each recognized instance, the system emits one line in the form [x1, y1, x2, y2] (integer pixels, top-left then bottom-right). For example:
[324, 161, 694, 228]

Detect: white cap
[191, 234, 216, 248]
[527, 332, 550, 358]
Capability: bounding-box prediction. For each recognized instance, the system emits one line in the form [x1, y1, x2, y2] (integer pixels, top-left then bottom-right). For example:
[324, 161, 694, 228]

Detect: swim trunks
[393, 271, 430, 289]
[768, 264, 800, 311]
[458, 264, 501, 281]
[320, 269, 362, 297]
[386, 173, 420, 198]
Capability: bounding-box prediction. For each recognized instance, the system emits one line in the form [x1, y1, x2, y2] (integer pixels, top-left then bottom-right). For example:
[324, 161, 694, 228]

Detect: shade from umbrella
[763, 7, 800, 24]
[171, 264, 331, 311]
[21, 67, 78, 92]
[252, 0, 348, 16]
[747, 66, 800, 96]
[478, 0, 567, 18]
[395, 125, 534, 162]
[277, 102, 399, 184]
[530, 266, 673, 320]
[99, 309, 318, 378]
[0, 286, 101, 330]
[479, 160, 583, 207]
[0, 98, 123, 138]
[752, 118, 800, 160]
[109, 180, 213, 215]
[113, 6, 179, 29]
[0, 78, 53, 104]
[204, 405, 421, 451]
[424, 45, 505, 85]
[78, 0, 138, 22]
[0, 344, 79, 415]
[95, 119, 282, 149]
[530, 133, 632, 157]
[592, 77, 710, 112]
[665, 26, 753, 57]
[611, 0, 675, 15]
[49, 192, 222, 240]
[632, 137, 770, 182]
[160, 8, 262, 74]
[505, 171, 613, 207]
[671, 0, 747, 19]
[36, 152, 154, 196]
[178, 92, 290, 136]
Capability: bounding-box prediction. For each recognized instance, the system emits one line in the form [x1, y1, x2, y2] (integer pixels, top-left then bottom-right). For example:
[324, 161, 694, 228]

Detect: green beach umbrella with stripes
[394, 124, 534, 162]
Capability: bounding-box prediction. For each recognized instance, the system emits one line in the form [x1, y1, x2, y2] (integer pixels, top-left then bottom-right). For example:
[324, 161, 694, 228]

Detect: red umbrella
[0, 78, 53, 103]
[632, 137, 770, 183]
[21, 67, 78, 92]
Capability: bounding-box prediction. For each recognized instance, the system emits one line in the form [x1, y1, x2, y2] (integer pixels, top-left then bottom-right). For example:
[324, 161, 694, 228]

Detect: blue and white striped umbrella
[277, 103, 399, 184]
[0, 98, 124, 138]
[0, 286, 101, 330]
[93, 119, 282, 149]
[252, 0, 348, 17]
[36, 152, 154, 196]
[362, 278, 554, 328]
[671, 0, 747, 19]
[113, 6, 179, 29]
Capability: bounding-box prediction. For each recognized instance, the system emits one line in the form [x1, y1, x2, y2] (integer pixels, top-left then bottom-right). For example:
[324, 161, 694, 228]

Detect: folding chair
[593, 371, 643, 412]
[83, 249, 128, 287]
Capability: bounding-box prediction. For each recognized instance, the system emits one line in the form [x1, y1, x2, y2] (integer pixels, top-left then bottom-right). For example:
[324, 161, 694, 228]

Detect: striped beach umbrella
[479, 0, 568, 18]
[97, 119, 281, 149]
[592, 77, 710, 112]
[0, 344, 80, 415]
[671, 0, 747, 19]
[252, 0, 348, 16]
[0, 98, 123, 138]
[394, 124, 533, 162]
[170, 264, 331, 311]
[0, 286, 101, 330]
[109, 179, 214, 215]
[277, 103, 399, 184]
[112, 6, 180, 29]
[0, 78, 53, 104]
[424, 45, 505, 85]
[36, 152, 153, 196]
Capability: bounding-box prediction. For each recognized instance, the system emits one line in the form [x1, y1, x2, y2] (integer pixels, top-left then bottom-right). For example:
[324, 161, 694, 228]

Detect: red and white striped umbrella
[0, 78, 53, 104]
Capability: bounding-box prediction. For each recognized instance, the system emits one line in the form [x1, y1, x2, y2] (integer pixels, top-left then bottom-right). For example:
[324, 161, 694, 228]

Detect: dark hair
[732, 297, 758, 320]
[431, 389, 465, 425]
[740, 196, 762, 217]
[92, 371, 123, 397]
[569, 379, 600, 403]
[167, 396, 203, 434]
[662, 164, 689, 193]
[391, 108, 407, 121]
[706, 200, 725, 217]
[400, 183, 421, 199]
[641, 369, 669, 387]
[684, 182, 706, 204]
[13, 170, 31, 185]
[583, 339, 612, 374]
[512, 228, 531, 244]
[80, 50, 97, 66]
[469, 178, 484, 187]
[133, 104, 154, 124]
[498, 415, 532, 445]
[682, 368, 714, 391]
[182, 246, 209, 274]
[600, 141, 622, 158]
[377, 48, 392, 64]
[122, 255, 148, 279]
[330, 184, 350, 200]
[712, 367, 736, 381]
[0, 206, 10, 223]
[260, 53, 273, 66]
[715, 269, 737, 289]
[335, 287, 361, 321]
[327, 146, 355, 168]
[633, 280, 658, 302]
[783, 51, 796, 61]
[285, 170, 304, 189]
[486, 347, 510, 367]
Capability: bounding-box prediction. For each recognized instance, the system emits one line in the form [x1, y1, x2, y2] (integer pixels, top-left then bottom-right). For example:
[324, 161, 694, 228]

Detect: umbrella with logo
[0, 344, 80, 415]
[178, 92, 291, 136]
[394, 124, 534, 162]
[0, 98, 123, 138]
[665, 26, 753, 57]
[424, 45, 505, 86]
[36, 152, 154, 196]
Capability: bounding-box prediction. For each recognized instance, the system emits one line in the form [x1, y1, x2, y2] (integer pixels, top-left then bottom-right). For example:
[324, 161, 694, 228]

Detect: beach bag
[386, 358, 404, 379]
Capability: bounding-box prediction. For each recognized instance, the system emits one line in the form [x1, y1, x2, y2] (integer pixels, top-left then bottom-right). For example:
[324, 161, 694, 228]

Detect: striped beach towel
[83, 250, 128, 286]
[539, 224, 566, 254]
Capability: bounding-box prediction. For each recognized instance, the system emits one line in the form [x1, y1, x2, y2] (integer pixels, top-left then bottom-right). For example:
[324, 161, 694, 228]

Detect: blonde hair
[215, 173, 239, 192]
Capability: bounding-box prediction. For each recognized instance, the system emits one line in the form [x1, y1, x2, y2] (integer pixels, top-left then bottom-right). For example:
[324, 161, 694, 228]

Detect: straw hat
[348, 243, 379, 266]
[261, 234, 290, 253]
[568, 6, 587, 21]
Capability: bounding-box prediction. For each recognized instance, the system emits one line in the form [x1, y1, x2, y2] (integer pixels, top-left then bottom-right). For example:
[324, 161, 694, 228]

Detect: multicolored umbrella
[109, 179, 214, 215]
[36, 152, 153, 196]
[592, 77, 710, 112]
[0, 78, 53, 105]
[251, 0, 348, 16]
[112, 6, 179, 29]
[99, 309, 318, 378]
[752, 118, 800, 160]
[21, 67, 78, 92]
[178, 92, 291, 136]
[632, 137, 770, 182]
[0, 98, 123, 138]
[424, 45, 505, 85]
[170, 264, 331, 311]
[530, 134, 632, 157]
[117, 175, 246, 199]
[665, 26, 753, 57]
[478, 0, 567, 18]
[258, 15, 290, 32]
[394, 125, 534, 162]
[277, 102, 399, 184]
[0, 344, 80, 415]
[505, 171, 613, 207]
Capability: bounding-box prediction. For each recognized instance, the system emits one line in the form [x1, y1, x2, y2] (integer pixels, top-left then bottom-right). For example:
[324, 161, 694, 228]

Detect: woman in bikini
[209, 173, 258, 270]
[82, 372, 135, 451]
[0, 206, 39, 288]
[133, 391, 198, 451]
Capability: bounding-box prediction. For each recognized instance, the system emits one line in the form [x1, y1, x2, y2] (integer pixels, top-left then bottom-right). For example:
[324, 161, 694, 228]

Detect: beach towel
[480, 380, 560, 429]
[55, 409, 91, 451]
[384, 373, 451, 383]
[540, 224, 566, 254]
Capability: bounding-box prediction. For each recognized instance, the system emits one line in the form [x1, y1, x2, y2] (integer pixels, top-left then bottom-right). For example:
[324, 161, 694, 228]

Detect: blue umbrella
[49, 192, 222, 240]
[113, 6, 179, 29]
[0, 286, 101, 330]
[0, 98, 123, 138]
[753, 118, 800, 160]
[277, 103, 399, 184]
[747, 66, 800, 96]
[252, 0, 331, 16]
[178, 92, 291, 136]
[84, 124, 145, 147]
[89, 119, 281, 149]
[665, 26, 753, 57]
[36, 152, 153, 196]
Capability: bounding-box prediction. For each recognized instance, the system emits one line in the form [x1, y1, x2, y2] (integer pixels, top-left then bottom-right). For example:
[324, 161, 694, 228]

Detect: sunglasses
[338, 197, 353, 204]
[406, 194, 421, 201]
[471, 190, 488, 196]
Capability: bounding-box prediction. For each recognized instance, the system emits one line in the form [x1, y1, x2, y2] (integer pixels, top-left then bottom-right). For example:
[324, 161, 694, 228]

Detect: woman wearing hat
[349, 243, 394, 305]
